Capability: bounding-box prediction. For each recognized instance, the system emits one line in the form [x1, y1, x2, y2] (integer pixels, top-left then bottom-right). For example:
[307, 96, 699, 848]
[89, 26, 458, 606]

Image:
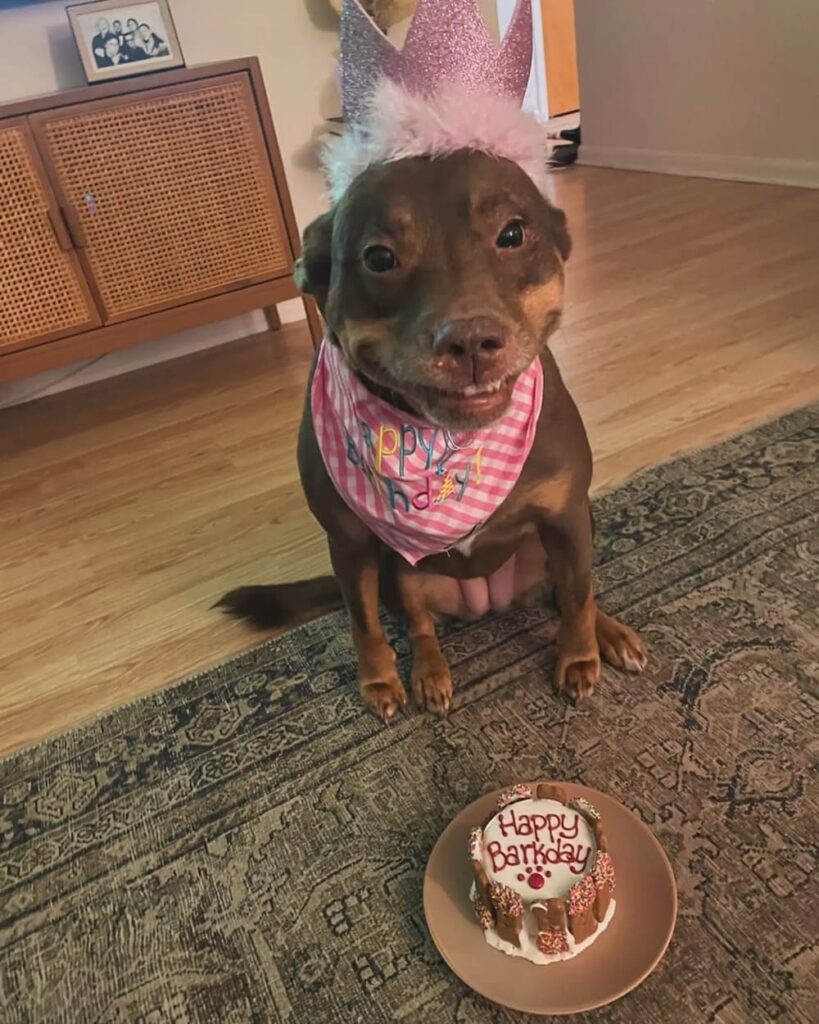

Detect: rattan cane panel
[40, 79, 290, 320]
[0, 125, 96, 348]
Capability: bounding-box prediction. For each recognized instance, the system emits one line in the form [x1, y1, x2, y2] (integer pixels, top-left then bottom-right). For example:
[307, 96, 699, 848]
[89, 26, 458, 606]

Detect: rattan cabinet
[0, 59, 320, 382]
[0, 120, 101, 347]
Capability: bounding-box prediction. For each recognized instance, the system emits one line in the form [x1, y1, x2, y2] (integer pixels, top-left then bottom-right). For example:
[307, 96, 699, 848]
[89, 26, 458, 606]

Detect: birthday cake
[469, 783, 616, 964]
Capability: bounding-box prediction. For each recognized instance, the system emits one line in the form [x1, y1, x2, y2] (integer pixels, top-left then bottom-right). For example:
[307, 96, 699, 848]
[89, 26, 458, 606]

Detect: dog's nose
[433, 318, 508, 363]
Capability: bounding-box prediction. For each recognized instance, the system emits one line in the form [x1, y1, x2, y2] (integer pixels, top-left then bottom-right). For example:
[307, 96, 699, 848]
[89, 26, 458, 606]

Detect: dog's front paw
[555, 651, 601, 701]
[360, 677, 408, 723]
[596, 611, 648, 673]
[411, 637, 453, 716]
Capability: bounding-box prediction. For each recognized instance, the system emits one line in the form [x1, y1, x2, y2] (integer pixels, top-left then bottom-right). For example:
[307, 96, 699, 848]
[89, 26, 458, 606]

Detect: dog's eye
[363, 245, 397, 273]
[496, 220, 526, 249]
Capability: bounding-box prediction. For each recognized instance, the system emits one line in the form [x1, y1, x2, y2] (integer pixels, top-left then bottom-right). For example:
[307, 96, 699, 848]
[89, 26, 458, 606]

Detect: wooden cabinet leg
[264, 305, 282, 330]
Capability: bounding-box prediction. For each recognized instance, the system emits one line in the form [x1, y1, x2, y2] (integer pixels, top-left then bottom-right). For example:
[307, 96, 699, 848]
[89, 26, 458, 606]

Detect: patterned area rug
[1, 408, 817, 1024]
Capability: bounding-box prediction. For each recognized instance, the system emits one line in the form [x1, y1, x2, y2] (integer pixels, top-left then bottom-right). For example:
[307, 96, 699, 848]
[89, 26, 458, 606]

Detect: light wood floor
[2, 167, 818, 757]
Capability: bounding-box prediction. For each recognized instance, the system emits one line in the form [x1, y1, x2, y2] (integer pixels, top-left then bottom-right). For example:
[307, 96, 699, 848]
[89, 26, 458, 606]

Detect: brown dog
[221, 150, 646, 719]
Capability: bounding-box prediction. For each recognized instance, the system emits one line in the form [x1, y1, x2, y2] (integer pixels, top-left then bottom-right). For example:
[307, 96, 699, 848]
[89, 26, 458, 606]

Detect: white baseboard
[0, 298, 307, 410]
[580, 145, 819, 189]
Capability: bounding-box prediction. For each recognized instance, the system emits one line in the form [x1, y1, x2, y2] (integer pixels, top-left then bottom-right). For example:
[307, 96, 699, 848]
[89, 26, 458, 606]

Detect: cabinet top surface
[0, 58, 257, 119]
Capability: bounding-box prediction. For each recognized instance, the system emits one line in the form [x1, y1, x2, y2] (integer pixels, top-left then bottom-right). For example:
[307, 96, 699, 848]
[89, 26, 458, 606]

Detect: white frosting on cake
[482, 798, 597, 899]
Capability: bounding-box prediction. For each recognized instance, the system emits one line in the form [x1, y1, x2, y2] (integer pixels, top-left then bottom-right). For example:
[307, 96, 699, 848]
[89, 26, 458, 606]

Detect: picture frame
[67, 0, 186, 84]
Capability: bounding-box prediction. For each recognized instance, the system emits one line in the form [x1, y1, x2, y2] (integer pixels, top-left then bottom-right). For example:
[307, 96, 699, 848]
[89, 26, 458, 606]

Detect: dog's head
[296, 150, 570, 429]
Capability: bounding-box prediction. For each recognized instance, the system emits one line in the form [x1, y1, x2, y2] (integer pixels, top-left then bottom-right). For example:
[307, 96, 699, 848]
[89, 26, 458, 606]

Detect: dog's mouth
[413, 375, 517, 422]
[349, 343, 526, 427]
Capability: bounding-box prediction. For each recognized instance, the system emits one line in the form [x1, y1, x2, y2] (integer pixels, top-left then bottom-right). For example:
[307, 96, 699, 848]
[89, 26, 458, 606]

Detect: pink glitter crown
[340, 0, 533, 124]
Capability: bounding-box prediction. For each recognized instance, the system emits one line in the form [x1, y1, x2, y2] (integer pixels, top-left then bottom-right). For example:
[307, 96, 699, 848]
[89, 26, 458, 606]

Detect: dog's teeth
[463, 380, 504, 397]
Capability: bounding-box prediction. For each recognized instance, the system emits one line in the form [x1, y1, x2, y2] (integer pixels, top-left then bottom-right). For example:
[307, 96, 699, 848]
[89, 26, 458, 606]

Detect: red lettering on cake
[488, 808, 594, 877]
[521, 842, 537, 866]
[564, 843, 593, 874]
[487, 841, 508, 872]
[496, 811, 515, 838]
[496, 808, 584, 845]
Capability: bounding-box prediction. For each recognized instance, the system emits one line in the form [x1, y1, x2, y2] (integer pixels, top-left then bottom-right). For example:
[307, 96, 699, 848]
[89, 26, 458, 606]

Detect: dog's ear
[294, 209, 335, 314]
[547, 204, 572, 262]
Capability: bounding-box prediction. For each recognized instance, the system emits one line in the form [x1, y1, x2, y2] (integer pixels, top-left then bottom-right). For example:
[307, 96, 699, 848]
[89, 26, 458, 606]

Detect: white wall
[496, 0, 548, 121]
[0, 0, 340, 407]
[574, 0, 819, 188]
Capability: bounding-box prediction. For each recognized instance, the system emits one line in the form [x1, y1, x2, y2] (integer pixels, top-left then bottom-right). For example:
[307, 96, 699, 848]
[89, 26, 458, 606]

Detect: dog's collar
[311, 336, 543, 565]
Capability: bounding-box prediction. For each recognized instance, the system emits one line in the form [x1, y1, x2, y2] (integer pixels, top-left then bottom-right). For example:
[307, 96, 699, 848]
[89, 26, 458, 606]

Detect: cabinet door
[0, 120, 100, 352]
[30, 74, 293, 324]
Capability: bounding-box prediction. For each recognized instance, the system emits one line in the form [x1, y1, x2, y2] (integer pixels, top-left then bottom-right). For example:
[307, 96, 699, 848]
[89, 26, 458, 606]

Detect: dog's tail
[216, 577, 343, 629]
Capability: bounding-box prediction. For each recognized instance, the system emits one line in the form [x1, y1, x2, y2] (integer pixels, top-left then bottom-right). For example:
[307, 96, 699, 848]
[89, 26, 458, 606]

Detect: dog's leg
[540, 502, 601, 700]
[590, 507, 648, 673]
[329, 537, 407, 722]
[396, 570, 452, 716]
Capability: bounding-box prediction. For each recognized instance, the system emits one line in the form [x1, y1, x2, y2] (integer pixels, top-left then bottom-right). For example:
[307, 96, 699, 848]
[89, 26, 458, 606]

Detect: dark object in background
[549, 143, 578, 167]
[549, 125, 581, 168]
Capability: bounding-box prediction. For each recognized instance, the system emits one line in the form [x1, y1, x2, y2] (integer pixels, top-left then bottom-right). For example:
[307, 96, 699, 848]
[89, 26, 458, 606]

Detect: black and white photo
[67, 0, 185, 83]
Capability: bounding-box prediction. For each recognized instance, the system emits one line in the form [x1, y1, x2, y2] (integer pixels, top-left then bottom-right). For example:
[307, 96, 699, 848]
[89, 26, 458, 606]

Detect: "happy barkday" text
[487, 807, 593, 875]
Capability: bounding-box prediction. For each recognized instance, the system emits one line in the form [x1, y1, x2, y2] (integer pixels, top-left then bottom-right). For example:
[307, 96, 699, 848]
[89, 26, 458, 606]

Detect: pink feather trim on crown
[322, 77, 549, 202]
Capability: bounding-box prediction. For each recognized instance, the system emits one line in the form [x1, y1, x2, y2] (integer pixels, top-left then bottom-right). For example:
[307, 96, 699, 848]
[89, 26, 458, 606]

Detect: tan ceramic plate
[423, 783, 677, 1016]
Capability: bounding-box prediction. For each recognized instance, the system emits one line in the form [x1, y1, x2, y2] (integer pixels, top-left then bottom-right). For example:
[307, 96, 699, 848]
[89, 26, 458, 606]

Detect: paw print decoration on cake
[468, 782, 616, 964]
[516, 865, 553, 889]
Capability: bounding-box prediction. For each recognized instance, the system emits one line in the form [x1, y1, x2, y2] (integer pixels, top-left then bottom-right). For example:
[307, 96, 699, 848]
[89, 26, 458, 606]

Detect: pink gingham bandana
[311, 337, 543, 565]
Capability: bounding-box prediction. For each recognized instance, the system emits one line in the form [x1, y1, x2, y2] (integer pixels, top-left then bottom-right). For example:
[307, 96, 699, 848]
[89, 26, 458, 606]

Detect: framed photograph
[67, 0, 185, 84]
